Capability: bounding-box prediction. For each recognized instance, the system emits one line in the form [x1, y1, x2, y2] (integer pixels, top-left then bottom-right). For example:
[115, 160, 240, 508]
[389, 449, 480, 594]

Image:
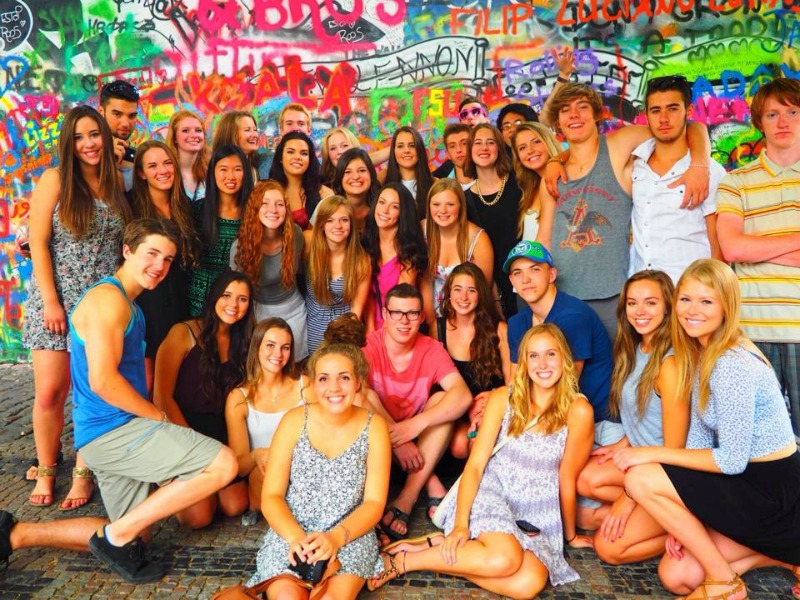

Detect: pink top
[373, 255, 403, 330]
[292, 207, 310, 230]
[363, 330, 458, 422]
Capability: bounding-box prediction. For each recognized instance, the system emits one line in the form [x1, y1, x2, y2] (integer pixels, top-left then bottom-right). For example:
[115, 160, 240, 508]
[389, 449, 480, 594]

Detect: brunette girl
[320, 127, 359, 187]
[381, 126, 435, 220]
[166, 109, 208, 202]
[330, 148, 380, 232]
[212, 110, 260, 182]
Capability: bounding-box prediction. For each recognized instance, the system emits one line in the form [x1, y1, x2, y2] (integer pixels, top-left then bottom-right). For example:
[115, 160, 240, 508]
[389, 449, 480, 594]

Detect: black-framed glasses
[387, 309, 422, 322]
[459, 107, 486, 120]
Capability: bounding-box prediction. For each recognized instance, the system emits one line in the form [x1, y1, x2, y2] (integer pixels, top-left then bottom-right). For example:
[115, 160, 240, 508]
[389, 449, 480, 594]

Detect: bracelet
[565, 533, 577, 543]
[338, 524, 351, 545]
[547, 156, 565, 165]
[556, 75, 570, 84]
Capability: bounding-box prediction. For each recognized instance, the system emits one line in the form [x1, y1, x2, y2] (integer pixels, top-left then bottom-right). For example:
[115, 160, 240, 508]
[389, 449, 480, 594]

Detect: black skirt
[663, 451, 800, 564]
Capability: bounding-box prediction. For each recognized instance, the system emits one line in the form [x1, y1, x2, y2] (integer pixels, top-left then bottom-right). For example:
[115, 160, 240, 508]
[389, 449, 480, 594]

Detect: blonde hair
[511, 122, 561, 237]
[279, 103, 312, 130]
[321, 127, 360, 183]
[425, 179, 469, 279]
[508, 323, 580, 436]
[671, 259, 743, 412]
[307, 342, 369, 387]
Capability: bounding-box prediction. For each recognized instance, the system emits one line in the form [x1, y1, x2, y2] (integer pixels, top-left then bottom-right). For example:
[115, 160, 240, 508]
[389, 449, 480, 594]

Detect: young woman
[330, 148, 380, 232]
[320, 126, 359, 186]
[225, 318, 303, 511]
[23, 105, 130, 510]
[166, 109, 208, 202]
[132, 140, 201, 390]
[154, 270, 254, 528]
[433, 263, 511, 460]
[303, 195, 371, 355]
[464, 123, 524, 319]
[421, 178, 493, 328]
[368, 324, 595, 596]
[247, 343, 391, 599]
[381, 126, 434, 220]
[230, 181, 308, 360]
[576, 270, 687, 565]
[361, 183, 428, 332]
[188, 144, 253, 316]
[511, 122, 561, 245]
[269, 131, 333, 230]
[212, 110, 260, 182]
[617, 259, 800, 600]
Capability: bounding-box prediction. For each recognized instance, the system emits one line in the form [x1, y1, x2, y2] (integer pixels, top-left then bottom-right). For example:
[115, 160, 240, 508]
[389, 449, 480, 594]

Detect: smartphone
[123, 145, 137, 162]
[516, 520, 541, 536]
[289, 552, 329, 584]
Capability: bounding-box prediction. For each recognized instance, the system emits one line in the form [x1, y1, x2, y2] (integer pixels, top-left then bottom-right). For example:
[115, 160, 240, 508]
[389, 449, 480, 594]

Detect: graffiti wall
[0, 0, 795, 361]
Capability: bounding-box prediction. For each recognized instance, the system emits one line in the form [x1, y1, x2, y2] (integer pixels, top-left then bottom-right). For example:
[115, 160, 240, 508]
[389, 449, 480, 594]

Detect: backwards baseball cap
[503, 240, 554, 273]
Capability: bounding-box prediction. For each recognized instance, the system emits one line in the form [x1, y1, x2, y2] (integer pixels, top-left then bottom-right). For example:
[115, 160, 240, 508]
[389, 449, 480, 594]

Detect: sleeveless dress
[305, 275, 351, 355]
[436, 404, 580, 587]
[247, 406, 382, 584]
[371, 255, 403, 330]
[436, 317, 504, 397]
[431, 228, 483, 317]
[23, 200, 124, 351]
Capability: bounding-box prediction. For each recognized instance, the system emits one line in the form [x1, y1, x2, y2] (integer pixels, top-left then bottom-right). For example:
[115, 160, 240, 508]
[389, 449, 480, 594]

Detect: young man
[457, 95, 490, 127]
[716, 77, 800, 437]
[278, 102, 313, 136]
[538, 82, 711, 339]
[98, 80, 140, 192]
[496, 102, 538, 148]
[431, 122, 474, 188]
[630, 75, 726, 283]
[505, 241, 617, 444]
[1, 219, 237, 582]
[363, 284, 471, 540]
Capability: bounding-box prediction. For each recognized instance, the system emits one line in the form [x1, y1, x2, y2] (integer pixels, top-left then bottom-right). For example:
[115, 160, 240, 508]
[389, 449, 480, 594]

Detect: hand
[301, 531, 339, 564]
[544, 159, 567, 198]
[43, 300, 68, 335]
[610, 447, 658, 472]
[441, 526, 469, 565]
[112, 138, 128, 164]
[253, 448, 270, 474]
[599, 495, 637, 543]
[468, 392, 489, 423]
[567, 533, 594, 549]
[665, 534, 684, 560]
[393, 441, 424, 473]
[670, 164, 709, 209]
[591, 437, 630, 464]
[288, 537, 307, 566]
[389, 416, 424, 447]
[552, 46, 575, 77]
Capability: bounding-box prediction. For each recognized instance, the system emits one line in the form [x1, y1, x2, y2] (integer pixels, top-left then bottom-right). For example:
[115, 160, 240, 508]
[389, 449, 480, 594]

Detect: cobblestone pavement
[0, 364, 795, 599]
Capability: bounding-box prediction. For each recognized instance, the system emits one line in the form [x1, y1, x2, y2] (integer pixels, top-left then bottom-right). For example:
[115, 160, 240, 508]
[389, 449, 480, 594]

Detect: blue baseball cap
[503, 240, 554, 273]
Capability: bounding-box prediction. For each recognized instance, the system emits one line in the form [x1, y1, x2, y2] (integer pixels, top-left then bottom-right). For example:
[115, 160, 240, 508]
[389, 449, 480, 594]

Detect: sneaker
[0, 510, 16, 569]
[88, 530, 165, 583]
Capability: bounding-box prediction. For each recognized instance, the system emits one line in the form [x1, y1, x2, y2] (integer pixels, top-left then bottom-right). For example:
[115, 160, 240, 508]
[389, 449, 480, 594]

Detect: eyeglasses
[501, 119, 523, 131]
[387, 309, 422, 322]
[459, 107, 486, 120]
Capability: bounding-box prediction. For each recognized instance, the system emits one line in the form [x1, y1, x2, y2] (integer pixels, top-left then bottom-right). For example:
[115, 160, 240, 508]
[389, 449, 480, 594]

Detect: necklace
[475, 174, 508, 207]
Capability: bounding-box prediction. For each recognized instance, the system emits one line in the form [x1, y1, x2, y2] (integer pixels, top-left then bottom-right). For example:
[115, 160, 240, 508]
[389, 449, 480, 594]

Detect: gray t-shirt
[620, 346, 674, 447]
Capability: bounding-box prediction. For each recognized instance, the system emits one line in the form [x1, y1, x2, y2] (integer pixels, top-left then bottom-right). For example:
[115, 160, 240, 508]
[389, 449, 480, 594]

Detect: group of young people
[3, 52, 799, 600]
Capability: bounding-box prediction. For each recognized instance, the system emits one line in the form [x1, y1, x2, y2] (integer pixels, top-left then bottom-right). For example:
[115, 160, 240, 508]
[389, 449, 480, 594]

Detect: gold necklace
[475, 174, 508, 207]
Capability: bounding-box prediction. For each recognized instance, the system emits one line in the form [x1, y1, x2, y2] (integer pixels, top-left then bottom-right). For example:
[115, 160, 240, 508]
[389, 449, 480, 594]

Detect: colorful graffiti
[0, 0, 795, 361]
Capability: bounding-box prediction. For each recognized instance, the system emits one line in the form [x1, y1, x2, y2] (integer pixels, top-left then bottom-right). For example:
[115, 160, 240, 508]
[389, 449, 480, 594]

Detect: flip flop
[378, 506, 410, 543]
[426, 496, 444, 521]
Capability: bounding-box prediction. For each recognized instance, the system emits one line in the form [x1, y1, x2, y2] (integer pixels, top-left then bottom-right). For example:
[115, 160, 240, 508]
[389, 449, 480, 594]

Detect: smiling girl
[382, 126, 435, 220]
[166, 109, 208, 202]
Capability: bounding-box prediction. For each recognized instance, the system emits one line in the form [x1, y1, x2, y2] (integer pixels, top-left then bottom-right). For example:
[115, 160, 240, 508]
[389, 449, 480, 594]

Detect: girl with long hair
[212, 110, 260, 182]
[433, 263, 511, 461]
[464, 123, 524, 319]
[246, 343, 391, 599]
[132, 140, 201, 390]
[23, 105, 130, 510]
[361, 183, 428, 332]
[420, 178, 493, 329]
[166, 109, 208, 202]
[231, 180, 308, 360]
[303, 195, 371, 354]
[615, 259, 800, 600]
[269, 131, 333, 230]
[381, 126, 435, 220]
[188, 144, 253, 316]
[330, 148, 380, 232]
[154, 270, 254, 528]
[225, 318, 303, 511]
[511, 122, 561, 246]
[320, 126, 360, 186]
[368, 324, 594, 595]
[575, 270, 687, 564]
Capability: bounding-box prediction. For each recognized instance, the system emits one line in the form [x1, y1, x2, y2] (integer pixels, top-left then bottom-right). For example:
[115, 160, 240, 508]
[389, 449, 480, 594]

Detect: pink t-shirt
[373, 255, 403, 330]
[364, 330, 458, 422]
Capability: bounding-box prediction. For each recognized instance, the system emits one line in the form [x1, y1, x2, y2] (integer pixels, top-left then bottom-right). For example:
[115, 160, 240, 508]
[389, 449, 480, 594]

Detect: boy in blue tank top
[0, 219, 238, 583]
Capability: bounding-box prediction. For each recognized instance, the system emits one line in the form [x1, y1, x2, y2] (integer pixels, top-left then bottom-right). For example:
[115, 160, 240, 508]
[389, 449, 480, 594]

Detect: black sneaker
[88, 530, 165, 583]
[0, 510, 16, 569]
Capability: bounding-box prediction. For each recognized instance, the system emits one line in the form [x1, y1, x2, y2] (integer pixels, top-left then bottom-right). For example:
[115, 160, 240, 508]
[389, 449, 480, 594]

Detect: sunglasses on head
[459, 107, 486, 120]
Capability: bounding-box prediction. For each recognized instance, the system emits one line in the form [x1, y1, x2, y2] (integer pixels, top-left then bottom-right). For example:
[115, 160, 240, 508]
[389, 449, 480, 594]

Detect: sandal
[25, 450, 63, 481]
[0, 510, 16, 569]
[378, 506, 410, 543]
[28, 464, 57, 507]
[791, 565, 800, 599]
[426, 496, 444, 522]
[367, 551, 406, 591]
[383, 532, 444, 555]
[678, 574, 747, 600]
[59, 467, 95, 511]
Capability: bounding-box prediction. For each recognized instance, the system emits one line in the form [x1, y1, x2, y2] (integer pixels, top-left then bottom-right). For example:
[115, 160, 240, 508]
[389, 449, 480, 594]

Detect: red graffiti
[450, 5, 535, 36]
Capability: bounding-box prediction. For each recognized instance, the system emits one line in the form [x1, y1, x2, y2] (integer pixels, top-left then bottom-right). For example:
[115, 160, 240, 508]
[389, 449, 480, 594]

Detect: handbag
[211, 558, 340, 600]
[432, 413, 541, 529]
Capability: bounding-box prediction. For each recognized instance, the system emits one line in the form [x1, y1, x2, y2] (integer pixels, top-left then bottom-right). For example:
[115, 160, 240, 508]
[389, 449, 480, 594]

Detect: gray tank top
[551, 136, 631, 300]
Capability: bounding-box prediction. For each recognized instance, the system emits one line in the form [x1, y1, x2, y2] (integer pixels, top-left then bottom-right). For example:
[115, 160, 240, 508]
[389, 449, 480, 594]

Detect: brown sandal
[28, 464, 57, 507]
[677, 574, 747, 600]
[367, 551, 406, 591]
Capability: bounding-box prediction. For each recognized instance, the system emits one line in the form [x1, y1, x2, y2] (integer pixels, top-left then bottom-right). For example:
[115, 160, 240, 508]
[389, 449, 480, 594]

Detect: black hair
[268, 131, 323, 219]
[100, 80, 140, 105]
[201, 144, 253, 246]
[645, 75, 693, 109]
[384, 126, 434, 220]
[332, 148, 380, 207]
[496, 102, 539, 131]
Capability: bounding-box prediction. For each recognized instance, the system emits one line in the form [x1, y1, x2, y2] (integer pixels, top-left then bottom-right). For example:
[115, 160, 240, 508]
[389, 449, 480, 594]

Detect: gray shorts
[577, 420, 625, 510]
[80, 418, 222, 521]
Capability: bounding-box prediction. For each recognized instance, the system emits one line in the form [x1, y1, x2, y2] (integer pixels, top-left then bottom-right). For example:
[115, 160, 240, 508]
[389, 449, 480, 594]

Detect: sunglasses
[459, 107, 486, 120]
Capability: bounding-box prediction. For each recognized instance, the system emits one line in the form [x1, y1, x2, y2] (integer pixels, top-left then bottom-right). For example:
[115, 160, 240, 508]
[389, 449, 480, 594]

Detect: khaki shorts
[80, 417, 222, 521]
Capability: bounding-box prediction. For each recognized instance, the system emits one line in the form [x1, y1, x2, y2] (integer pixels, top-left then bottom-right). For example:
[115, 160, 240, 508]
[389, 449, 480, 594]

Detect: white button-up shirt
[630, 138, 727, 283]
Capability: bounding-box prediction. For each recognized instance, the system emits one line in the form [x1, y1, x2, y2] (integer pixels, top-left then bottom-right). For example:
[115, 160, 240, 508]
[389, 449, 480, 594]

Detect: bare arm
[656, 356, 690, 449]
[470, 227, 494, 287]
[717, 211, 800, 264]
[224, 388, 257, 477]
[348, 262, 372, 318]
[152, 322, 194, 427]
[369, 146, 391, 168]
[559, 396, 595, 544]
[705, 214, 723, 261]
[421, 274, 436, 330]
[539, 46, 575, 127]
[496, 321, 512, 384]
[534, 186, 555, 249]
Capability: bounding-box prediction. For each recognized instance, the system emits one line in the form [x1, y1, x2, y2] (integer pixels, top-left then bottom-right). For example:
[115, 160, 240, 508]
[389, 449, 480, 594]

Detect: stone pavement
[0, 364, 795, 599]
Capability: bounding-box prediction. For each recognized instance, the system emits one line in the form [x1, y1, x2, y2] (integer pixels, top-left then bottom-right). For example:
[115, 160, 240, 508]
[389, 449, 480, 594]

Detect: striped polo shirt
[716, 151, 800, 343]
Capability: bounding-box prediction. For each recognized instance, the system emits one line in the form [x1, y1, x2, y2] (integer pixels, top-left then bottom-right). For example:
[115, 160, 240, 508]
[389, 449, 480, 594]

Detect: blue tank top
[69, 276, 144, 449]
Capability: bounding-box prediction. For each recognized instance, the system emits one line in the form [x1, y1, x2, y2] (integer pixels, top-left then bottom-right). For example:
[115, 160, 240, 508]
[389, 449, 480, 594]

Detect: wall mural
[0, 0, 795, 361]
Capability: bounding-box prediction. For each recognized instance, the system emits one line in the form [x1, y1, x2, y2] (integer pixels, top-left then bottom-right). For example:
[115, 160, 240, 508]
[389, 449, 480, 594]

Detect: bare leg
[59, 453, 96, 511]
[10, 517, 108, 553]
[449, 419, 471, 460]
[266, 579, 309, 599]
[218, 480, 248, 517]
[577, 455, 625, 503]
[249, 468, 264, 511]
[176, 495, 218, 530]
[594, 505, 668, 565]
[318, 574, 365, 600]
[465, 551, 549, 600]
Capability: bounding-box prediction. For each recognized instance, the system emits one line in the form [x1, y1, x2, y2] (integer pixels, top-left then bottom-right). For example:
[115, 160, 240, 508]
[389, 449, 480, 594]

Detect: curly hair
[323, 312, 367, 347]
[440, 263, 503, 391]
[234, 180, 297, 290]
[307, 342, 370, 388]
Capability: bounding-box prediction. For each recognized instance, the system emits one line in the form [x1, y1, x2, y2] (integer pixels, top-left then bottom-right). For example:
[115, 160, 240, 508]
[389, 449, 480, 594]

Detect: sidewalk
[0, 364, 793, 599]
